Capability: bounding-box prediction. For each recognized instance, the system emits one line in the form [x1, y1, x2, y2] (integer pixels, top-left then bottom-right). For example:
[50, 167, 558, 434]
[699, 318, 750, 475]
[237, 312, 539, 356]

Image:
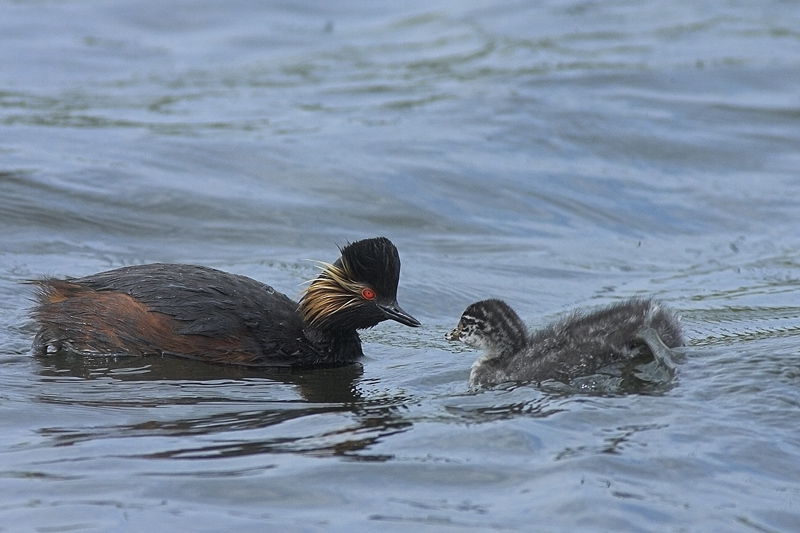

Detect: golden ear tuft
[299, 261, 367, 328]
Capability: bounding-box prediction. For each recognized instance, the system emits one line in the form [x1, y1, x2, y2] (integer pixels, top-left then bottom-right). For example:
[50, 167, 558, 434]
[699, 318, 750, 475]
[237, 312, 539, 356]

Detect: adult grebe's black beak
[379, 301, 421, 327]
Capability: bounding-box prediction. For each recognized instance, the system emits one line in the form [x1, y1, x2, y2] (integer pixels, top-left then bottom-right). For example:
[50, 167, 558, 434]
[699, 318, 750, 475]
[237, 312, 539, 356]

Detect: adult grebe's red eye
[361, 287, 376, 300]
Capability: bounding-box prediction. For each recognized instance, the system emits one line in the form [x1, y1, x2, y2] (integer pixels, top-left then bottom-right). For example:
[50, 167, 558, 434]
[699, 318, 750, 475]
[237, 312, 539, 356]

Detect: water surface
[2, 0, 800, 531]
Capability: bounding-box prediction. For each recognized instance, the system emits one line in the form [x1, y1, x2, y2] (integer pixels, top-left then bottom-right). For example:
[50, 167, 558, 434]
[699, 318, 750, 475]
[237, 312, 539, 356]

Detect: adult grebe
[31, 237, 420, 366]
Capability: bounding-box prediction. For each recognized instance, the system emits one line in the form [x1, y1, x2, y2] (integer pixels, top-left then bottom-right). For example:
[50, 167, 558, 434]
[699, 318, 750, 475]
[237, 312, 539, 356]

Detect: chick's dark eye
[361, 287, 376, 300]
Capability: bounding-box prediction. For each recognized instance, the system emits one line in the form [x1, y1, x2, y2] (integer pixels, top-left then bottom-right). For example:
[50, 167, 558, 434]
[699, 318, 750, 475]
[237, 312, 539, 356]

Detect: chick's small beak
[445, 327, 462, 342]
[379, 301, 421, 328]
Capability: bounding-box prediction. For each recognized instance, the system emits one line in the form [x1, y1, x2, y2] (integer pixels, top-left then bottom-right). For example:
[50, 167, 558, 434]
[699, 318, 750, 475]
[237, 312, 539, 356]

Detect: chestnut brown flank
[33, 280, 259, 362]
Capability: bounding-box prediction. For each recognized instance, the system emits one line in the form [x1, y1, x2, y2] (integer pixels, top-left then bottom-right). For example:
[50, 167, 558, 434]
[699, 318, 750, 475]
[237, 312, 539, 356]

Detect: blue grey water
[2, 0, 800, 531]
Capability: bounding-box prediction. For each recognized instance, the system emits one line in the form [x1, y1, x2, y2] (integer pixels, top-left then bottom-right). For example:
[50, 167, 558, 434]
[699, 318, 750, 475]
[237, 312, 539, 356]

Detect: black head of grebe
[300, 236, 419, 332]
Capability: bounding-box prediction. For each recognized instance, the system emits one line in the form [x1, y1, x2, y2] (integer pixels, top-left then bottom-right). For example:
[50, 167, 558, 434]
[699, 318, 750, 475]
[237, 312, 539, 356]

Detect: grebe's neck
[302, 325, 364, 363]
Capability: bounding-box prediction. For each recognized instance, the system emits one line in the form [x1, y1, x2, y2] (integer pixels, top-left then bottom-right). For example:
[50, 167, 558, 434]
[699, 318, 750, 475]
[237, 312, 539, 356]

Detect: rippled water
[2, 1, 800, 531]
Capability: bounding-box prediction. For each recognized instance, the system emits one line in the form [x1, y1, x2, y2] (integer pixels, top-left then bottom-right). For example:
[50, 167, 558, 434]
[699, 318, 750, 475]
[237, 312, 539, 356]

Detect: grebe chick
[30, 237, 420, 367]
[446, 297, 683, 387]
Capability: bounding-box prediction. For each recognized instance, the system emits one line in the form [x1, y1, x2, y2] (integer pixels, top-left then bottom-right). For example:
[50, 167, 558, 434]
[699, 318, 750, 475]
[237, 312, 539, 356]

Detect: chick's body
[448, 298, 683, 387]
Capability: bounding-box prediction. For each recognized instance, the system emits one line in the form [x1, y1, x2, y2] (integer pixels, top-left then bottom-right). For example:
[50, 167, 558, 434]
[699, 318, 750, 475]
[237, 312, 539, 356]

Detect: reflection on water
[443, 351, 680, 424]
[36, 352, 366, 402]
[34, 354, 412, 461]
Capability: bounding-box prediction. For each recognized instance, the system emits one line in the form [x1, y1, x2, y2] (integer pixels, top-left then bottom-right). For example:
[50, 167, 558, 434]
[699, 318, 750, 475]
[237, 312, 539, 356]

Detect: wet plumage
[30, 237, 419, 367]
[447, 297, 684, 387]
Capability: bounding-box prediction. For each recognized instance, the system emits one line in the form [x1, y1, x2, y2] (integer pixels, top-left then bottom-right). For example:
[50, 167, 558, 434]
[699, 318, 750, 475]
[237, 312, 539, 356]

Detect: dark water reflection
[36, 353, 366, 403]
[35, 355, 413, 462]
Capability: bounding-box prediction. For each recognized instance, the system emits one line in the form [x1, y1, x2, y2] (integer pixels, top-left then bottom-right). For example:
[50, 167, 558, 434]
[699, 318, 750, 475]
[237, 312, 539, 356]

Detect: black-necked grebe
[30, 237, 420, 366]
[446, 297, 683, 387]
